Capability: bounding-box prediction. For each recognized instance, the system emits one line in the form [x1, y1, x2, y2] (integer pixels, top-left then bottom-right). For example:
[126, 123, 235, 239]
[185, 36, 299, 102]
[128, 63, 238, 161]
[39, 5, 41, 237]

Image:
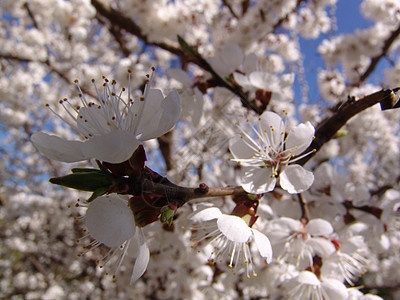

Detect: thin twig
[297, 88, 400, 166]
[358, 23, 400, 84]
[90, 0, 184, 57]
[141, 179, 247, 205]
[90, 0, 263, 114]
[272, 0, 307, 32]
[298, 193, 310, 221]
[0, 54, 98, 100]
[221, 0, 239, 19]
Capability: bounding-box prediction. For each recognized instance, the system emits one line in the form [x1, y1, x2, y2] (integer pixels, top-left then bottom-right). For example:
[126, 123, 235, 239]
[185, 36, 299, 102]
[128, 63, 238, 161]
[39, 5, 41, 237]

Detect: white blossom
[229, 111, 315, 194]
[267, 217, 336, 268]
[31, 71, 181, 163]
[79, 195, 149, 284]
[190, 207, 272, 278]
[288, 271, 348, 300]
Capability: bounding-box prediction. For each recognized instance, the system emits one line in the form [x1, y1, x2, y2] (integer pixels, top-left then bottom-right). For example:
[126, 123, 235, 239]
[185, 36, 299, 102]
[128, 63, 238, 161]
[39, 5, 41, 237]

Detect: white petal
[229, 137, 258, 161]
[159, 89, 181, 131]
[130, 229, 150, 284]
[76, 106, 109, 135]
[279, 165, 314, 194]
[136, 89, 181, 140]
[31, 132, 87, 162]
[249, 72, 279, 90]
[321, 279, 348, 299]
[251, 228, 273, 263]
[190, 207, 223, 222]
[82, 130, 140, 163]
[167, 68, 192, 86]
[242, 53, 258, 74]
[305, 219, 334, 236]
[190, 88, 204, 126]
[270, 217, 302, 233]
[241, 167, 276, 194]
[280, 73, 295, 88]
[233, 72, 250, 87]
[297, 271, 320, 286]
[217, 215, 252, 243]
[307, 237, 336, 258]
[285, 122, 315, 155]
[207, 57, 230, 77]
[258, 111, 285, 148]
[220, 43, 244, 71]
[341, 235, 365, 253]
[84, 195, 136, 248]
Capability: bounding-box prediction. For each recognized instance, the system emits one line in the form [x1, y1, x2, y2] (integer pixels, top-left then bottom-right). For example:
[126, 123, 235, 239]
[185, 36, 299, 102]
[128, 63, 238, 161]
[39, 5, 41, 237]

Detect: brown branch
[222, 0, 239, 19]
[297, 88, 399, 166]
[90, 0, 184, 57]
[90, 0, 263, 114]
[95, 14, 131, 58]
[141, 179, 247, 205]
[343, 200, 383, 219]
[358, 23, 400, 84]
[272, 0, 307, 32]
[0, 54, 98, 99]
[23, 3, 39, 29]
[157, 131, 175, 171]
[298, 193, 310, 221]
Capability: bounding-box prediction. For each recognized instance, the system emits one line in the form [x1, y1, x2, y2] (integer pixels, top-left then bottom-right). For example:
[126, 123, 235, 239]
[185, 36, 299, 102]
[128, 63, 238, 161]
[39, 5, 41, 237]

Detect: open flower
[229, 111, 315, 194]
[322, 236, 367, 285]
[267, 217, 336, 268]
[190, 207, 272, 278]
[78, 195, 149, 284]
[31, 70, 181, 163]
[288, 271, 348, 300]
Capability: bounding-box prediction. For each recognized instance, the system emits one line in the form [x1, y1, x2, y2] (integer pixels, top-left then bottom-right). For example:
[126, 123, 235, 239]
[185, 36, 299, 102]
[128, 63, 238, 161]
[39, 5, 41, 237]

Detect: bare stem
[298, 193, 310, 221]
[141, 179, 248, 205]
[358, 23, 400, 84]
[297, 88, 400, 166]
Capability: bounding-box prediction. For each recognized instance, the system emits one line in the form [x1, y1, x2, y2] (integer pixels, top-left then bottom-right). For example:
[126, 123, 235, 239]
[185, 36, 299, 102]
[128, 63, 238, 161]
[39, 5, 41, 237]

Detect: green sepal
[95, 159, 110, 173]
[177, 35, 198, 57]
[160, 206, 175, 226]
[49, 172, 113, 192]
[247, 194, 258, 201]
[87, 187, 109, 203]
[335, 129, 348, 138]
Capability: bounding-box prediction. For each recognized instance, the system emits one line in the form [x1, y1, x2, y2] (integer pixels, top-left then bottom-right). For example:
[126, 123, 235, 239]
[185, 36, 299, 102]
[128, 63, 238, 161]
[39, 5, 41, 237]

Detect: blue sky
[296, 0, 375, 104]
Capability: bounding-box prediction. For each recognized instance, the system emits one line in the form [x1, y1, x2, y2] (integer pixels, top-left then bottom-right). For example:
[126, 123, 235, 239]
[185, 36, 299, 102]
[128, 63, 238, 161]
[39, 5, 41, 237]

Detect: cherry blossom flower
[229, 111, 315, 194]
[78, 195, 149, 284]
[190, 207, 272, 278]
[288, 271, 348, 300]
[207, 43, 245, 77]
[267, 217, 336, 268]
[167, 68, 204, 126]
[322, 236, 367, 285]
[31, 70, 181, 163]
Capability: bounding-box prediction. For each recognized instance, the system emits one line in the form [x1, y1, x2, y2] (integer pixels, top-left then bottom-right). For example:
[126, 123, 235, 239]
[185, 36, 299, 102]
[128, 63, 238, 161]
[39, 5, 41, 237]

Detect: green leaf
[95, 159, 110, 173]
[160, 206, 175, 226]
[177, 35, 198, 57]
[87, 187, 109, 202]
[247, 194, 257, 200]
[49, 172, 113, 192]
[71, 168, 103, 174]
